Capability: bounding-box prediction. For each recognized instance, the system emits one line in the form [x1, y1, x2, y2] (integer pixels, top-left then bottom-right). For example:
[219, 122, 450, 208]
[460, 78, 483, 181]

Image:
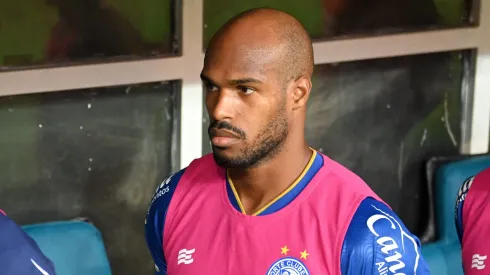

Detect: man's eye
[238, 86, 255, 95]
[205, 84, 218, 92]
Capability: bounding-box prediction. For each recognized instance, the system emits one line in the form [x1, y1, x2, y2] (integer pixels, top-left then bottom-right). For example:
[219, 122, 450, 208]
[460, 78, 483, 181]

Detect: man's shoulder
[316, 153, 382, 200]
[455, 167, 490, 224]
[149, 154, 221, 207]
[342, 197, 414, 244]
[472, 167, 490, 192]
[0, 213, 57, 275]
[149, 168, 187, 207]
[145, 168, 190, 274]
[476, 167, 490, 179]
[455, 167, 490, 242]
[455, 168, 490, 273]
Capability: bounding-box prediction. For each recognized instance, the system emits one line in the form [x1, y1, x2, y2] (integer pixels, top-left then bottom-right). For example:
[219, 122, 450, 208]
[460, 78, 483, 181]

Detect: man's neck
[228, 141, 313, 215]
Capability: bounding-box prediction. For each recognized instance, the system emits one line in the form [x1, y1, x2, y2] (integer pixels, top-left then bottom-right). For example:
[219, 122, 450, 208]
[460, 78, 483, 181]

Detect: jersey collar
[225, 149, 324, 216]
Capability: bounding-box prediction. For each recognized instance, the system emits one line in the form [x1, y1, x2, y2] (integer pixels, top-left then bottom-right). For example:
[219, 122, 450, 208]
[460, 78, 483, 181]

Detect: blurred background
[0, 0, 488, 274]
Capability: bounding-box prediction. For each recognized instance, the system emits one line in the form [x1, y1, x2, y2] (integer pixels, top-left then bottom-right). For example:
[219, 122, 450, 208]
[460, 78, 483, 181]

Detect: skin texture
[202, 8, 314, 214]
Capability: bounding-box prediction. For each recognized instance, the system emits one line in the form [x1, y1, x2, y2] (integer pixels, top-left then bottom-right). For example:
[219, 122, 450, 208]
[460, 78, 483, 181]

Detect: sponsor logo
[367, 205, 420, 275]
[178, 248, 195, 265]
[151, 175, 173, 203]
[145, 175, 173, 224]
[472, 254, 487, 270]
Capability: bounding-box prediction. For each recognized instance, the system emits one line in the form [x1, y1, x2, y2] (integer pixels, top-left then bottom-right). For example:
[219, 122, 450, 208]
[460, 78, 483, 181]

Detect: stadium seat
[22, 220, 112, 275]
[422, 155, 490, 275]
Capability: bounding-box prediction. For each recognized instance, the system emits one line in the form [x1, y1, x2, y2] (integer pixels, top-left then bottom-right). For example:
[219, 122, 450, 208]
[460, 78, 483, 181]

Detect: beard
[211, 105, 289, 169]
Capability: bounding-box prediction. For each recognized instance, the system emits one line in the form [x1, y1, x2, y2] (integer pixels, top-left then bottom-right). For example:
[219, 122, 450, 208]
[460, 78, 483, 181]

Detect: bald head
[205, 8, 314, 86]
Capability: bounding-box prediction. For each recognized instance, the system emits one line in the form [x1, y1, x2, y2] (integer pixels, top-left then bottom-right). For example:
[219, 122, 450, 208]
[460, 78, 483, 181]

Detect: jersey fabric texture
[145, 150, 429, 274]
[455, 167, 490, 274]
[0, 210, 57, 275]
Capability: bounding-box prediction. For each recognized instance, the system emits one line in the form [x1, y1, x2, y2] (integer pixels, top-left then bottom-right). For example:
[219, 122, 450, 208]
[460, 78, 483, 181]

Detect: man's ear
[291, 76, 312, 110]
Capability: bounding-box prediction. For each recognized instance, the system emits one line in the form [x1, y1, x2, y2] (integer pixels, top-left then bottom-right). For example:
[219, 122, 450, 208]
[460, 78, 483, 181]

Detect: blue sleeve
[144, 169, 185, 275]
[454, 176, 474, 244]
[340, 197, 430, 275]
[0, 213, 57, 275]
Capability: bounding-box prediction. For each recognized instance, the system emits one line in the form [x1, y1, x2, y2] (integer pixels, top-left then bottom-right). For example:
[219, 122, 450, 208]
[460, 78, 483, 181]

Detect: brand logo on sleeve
[145, 175, 174, 224]
[150, 175, 173, 204]
[367, 205, 420, 275]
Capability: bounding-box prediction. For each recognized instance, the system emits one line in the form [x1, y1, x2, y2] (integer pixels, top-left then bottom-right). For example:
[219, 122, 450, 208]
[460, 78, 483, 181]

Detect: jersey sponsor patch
[366, 204, 421, 274]
[145, 172, 179, 224]
[151, 175, 174, 204]
[341, 197, 429, 275]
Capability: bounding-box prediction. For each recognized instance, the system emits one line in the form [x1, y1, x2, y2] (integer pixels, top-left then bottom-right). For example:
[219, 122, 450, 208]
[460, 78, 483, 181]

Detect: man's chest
[164, 214, 338, 274]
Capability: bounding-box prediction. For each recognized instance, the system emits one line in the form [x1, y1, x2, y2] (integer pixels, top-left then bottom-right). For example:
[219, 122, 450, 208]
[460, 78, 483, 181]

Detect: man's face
[202, 43, 290, 169]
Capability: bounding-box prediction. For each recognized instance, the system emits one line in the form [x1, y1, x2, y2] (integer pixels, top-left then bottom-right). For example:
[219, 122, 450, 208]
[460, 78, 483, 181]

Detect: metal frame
[0, 1, 489, 169]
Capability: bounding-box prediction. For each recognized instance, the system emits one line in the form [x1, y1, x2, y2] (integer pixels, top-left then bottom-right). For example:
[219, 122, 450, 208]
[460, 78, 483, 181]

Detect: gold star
[281, 245, 290, 255]
[300, 249, 309, 260]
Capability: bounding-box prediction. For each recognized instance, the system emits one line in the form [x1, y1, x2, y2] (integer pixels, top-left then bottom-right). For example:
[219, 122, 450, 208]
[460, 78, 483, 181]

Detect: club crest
[266, 257, 309, 275]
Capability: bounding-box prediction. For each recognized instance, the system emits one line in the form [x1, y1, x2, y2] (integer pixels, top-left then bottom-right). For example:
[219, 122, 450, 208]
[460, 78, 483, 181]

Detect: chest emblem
[177, 248, 195, 265]
[266, 246, 310, 275]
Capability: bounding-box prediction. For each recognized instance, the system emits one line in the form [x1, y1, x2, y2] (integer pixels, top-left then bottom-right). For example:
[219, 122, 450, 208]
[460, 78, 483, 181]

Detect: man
[455, 167, 490, 274]
[0, 210, 57, 275]
[145, 8, 429, 274]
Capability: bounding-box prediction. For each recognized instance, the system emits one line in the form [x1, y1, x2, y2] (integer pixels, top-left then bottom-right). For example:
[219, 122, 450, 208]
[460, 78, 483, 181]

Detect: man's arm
[144, 169, 186, 275]
[0, 211, 57, 275]
[340, 197, 430, 275]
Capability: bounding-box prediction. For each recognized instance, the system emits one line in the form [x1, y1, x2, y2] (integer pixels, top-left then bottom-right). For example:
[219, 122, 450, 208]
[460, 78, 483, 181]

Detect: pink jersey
[456, 167, 490, 274]
[146, 150, 428, 274]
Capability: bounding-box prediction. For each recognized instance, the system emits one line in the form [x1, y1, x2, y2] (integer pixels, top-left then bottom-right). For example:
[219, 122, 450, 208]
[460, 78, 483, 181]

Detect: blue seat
[22, 220, 112, 275]
[421, 155, 490, 275]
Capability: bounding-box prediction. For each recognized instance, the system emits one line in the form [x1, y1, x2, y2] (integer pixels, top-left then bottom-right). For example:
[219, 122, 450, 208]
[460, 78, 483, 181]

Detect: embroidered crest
[266, 257, 309, 275]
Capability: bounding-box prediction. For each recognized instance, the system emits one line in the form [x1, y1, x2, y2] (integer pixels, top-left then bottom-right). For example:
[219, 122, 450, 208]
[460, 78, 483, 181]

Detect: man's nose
[208, 89, 236, 121]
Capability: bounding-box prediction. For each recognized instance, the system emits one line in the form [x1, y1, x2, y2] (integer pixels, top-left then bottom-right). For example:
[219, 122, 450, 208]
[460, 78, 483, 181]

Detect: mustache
[208, 121, 246, 139]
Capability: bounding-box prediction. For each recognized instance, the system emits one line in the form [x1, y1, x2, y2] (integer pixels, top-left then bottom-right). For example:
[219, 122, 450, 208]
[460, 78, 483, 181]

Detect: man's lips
[209, 128, 242, 147]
